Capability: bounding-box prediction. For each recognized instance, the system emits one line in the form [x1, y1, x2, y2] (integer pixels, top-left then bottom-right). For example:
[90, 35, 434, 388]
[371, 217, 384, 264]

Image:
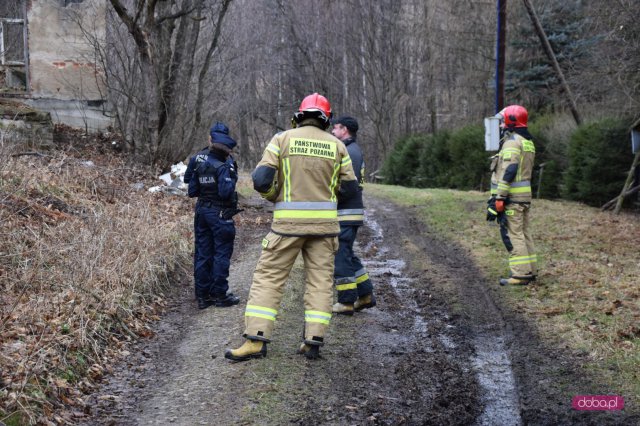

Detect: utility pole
[495, 0, 506, 114]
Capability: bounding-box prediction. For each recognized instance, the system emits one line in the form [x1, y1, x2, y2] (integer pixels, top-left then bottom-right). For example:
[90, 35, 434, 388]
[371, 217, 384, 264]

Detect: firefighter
[329, 116, 376, 316]
[188, 122, 242, 309]
[486, 105, 538, 285]
[224, 93, 359, 361]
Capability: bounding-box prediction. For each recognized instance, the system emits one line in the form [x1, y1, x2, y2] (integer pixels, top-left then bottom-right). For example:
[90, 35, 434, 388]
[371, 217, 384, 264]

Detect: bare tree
[104, 0, 233, 166]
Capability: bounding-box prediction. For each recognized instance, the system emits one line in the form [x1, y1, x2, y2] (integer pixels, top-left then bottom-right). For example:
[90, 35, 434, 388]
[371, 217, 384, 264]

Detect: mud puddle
[362, 204, 521, 426]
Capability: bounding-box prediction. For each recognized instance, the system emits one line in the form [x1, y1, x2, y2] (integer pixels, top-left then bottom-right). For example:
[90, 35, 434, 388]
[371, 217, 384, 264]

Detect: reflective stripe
[509, 186, 531, 194]
[276, 201, 337, 210]
[355, 273, 370, 284]
[338, 214, 364, 222]
[245, 305, 278, 321]
[498, 180, 531, 195]
[509, 255, 533, 266]
[487, 208, 497, 215]
[355, 268, 367, 277]
[266, 144, 280, 156]
[329, 162, 340, 202]
[274, 210, 338, 219]
[341, 156, 352, 167]
[522, 140, 535, 152]
[283, 158, 291, 202]
[338, 208, 364, 216]
[274, 200, 338, 219]
[336, 282, 357, 291]
[305, 310, 331, 325]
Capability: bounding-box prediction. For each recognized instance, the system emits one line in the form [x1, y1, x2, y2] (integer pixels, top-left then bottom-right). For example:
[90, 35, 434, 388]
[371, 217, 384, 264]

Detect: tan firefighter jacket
[252, 119, 358, 236]
[494, 131, 536, 203]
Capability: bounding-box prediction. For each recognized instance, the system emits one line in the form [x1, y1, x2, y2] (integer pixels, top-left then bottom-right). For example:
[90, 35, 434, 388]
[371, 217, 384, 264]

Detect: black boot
[197, 297, 214, 310]
[209, 292, 240, 307]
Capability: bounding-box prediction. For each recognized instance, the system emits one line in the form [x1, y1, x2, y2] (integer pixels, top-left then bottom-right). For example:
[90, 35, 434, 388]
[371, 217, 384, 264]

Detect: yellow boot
[224, 339, 267, 361]
[297, 343, 321, 359]
[332, 302, 354, 316]
[499, 277, 532, 286]
[354, 294, 376, 311]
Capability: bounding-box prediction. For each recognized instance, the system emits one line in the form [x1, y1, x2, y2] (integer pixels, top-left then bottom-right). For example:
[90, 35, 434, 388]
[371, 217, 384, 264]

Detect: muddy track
[82, 195, 636, 425]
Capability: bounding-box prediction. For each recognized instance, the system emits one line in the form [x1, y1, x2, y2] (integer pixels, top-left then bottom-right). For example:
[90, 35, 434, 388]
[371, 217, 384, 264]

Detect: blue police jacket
[188, 149, 237, 207]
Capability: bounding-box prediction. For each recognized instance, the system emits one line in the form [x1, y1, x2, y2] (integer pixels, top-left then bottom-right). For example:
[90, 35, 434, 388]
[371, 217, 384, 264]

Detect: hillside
[1, 130, 638, 424]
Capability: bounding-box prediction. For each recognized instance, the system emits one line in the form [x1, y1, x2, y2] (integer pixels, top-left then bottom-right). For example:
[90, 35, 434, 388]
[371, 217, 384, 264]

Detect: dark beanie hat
[209, 121, 237, 149]
[332, 115, 359, 134]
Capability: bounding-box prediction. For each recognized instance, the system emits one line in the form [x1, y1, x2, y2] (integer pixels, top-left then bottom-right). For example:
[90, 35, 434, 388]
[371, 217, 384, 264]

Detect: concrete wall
[26, 0, 111, 130]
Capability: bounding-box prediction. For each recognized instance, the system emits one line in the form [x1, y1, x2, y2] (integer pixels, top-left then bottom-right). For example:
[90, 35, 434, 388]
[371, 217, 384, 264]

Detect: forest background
[61, 0, 639, 207]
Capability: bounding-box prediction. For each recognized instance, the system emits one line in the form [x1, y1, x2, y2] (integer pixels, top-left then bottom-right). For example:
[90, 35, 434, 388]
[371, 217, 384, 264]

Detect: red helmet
[499, 105, 528, 128]
[298, 93, 332, 122]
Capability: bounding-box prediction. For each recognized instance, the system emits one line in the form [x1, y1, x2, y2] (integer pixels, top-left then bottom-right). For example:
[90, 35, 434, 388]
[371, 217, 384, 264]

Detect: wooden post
[522, 0, 582, 126]
[613, 150, 640, 214]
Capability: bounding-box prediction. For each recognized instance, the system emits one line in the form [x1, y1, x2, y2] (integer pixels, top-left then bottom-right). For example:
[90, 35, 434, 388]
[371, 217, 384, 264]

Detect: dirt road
[83, 195, 633, 425]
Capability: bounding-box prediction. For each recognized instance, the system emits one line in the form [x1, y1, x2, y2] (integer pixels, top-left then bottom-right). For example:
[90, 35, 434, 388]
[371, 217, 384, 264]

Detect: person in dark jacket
[330, 116, 376, 316]
[187, 122, 242, 309]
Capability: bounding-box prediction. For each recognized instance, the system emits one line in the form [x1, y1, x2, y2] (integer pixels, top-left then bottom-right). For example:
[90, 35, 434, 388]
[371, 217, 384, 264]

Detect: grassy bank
[0, 132, 194, 425]
[370, 184, 639, 405]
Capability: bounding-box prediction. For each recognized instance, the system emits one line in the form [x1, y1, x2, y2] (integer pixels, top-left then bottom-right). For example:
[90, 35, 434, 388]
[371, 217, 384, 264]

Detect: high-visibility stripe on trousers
[334, 224, 373, 304]
[243, 231, 338, 342]
[501, 203, 537, 278]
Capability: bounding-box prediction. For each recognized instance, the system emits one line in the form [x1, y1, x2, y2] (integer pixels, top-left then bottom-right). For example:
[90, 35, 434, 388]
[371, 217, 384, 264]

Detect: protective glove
[486, 197, 498, 222]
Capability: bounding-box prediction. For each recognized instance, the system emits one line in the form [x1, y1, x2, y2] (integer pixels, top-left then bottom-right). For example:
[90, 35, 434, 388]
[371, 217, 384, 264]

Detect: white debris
[150, 161, 189, 194]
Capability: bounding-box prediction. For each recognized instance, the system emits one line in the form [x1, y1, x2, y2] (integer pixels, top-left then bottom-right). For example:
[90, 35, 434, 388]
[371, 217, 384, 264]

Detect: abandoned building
[0, 0, 110, 131]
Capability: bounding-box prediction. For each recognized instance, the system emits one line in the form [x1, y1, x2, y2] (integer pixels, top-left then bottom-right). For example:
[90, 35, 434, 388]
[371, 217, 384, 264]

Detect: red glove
[495, 199, 505, 213]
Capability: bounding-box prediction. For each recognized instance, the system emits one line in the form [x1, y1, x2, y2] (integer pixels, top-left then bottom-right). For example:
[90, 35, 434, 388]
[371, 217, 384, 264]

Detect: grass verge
[369, 183, 639, 407]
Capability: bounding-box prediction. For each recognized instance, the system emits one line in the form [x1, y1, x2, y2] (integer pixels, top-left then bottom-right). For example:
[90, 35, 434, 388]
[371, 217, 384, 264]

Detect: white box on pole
[484, 117, 501, 151]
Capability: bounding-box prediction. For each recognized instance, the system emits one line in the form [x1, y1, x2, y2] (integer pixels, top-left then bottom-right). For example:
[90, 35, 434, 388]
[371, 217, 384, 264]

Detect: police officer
[487, 105, 538, 285]
[225, 93, 359, 361]
[330, 116, 376, 315]
[188, 122, 241, 309]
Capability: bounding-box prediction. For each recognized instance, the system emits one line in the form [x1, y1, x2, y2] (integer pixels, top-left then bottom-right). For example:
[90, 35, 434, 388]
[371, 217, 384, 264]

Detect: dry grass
[0, 128, 193, 425]
[370, 184, 640, 404]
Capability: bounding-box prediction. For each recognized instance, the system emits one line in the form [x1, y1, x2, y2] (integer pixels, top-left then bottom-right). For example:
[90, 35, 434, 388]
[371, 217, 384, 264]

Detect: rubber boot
[332, 302, 354, 316]
[224, 339, 267, 362]
[297, 343, 321, 360]
[499, 277, 532, 286]
[354, 294, 376, 311]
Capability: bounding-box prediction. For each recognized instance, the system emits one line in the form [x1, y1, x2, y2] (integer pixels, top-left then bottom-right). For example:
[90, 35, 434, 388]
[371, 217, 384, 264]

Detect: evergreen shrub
[563, 117, 633, 206]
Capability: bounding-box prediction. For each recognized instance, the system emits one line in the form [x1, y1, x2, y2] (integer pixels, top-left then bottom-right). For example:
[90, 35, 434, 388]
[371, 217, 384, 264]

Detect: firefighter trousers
[334, 225, 373, 304]
[243, 232, 338, 343]
[501, 203, 537, 278]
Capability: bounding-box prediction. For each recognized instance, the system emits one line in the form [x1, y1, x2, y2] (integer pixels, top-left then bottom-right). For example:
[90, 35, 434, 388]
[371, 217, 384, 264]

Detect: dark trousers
[334, 224, 373, 304]
[194, 205, 236, 298]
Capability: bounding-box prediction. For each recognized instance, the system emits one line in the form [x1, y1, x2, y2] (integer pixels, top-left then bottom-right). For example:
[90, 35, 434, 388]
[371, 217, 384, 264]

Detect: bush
[384, 126, 489, 190]
[446, 125, 488, 190]
[382, 135, 426, 186]
[417, 131, 451, 188]
[563, 117, 633, 206]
